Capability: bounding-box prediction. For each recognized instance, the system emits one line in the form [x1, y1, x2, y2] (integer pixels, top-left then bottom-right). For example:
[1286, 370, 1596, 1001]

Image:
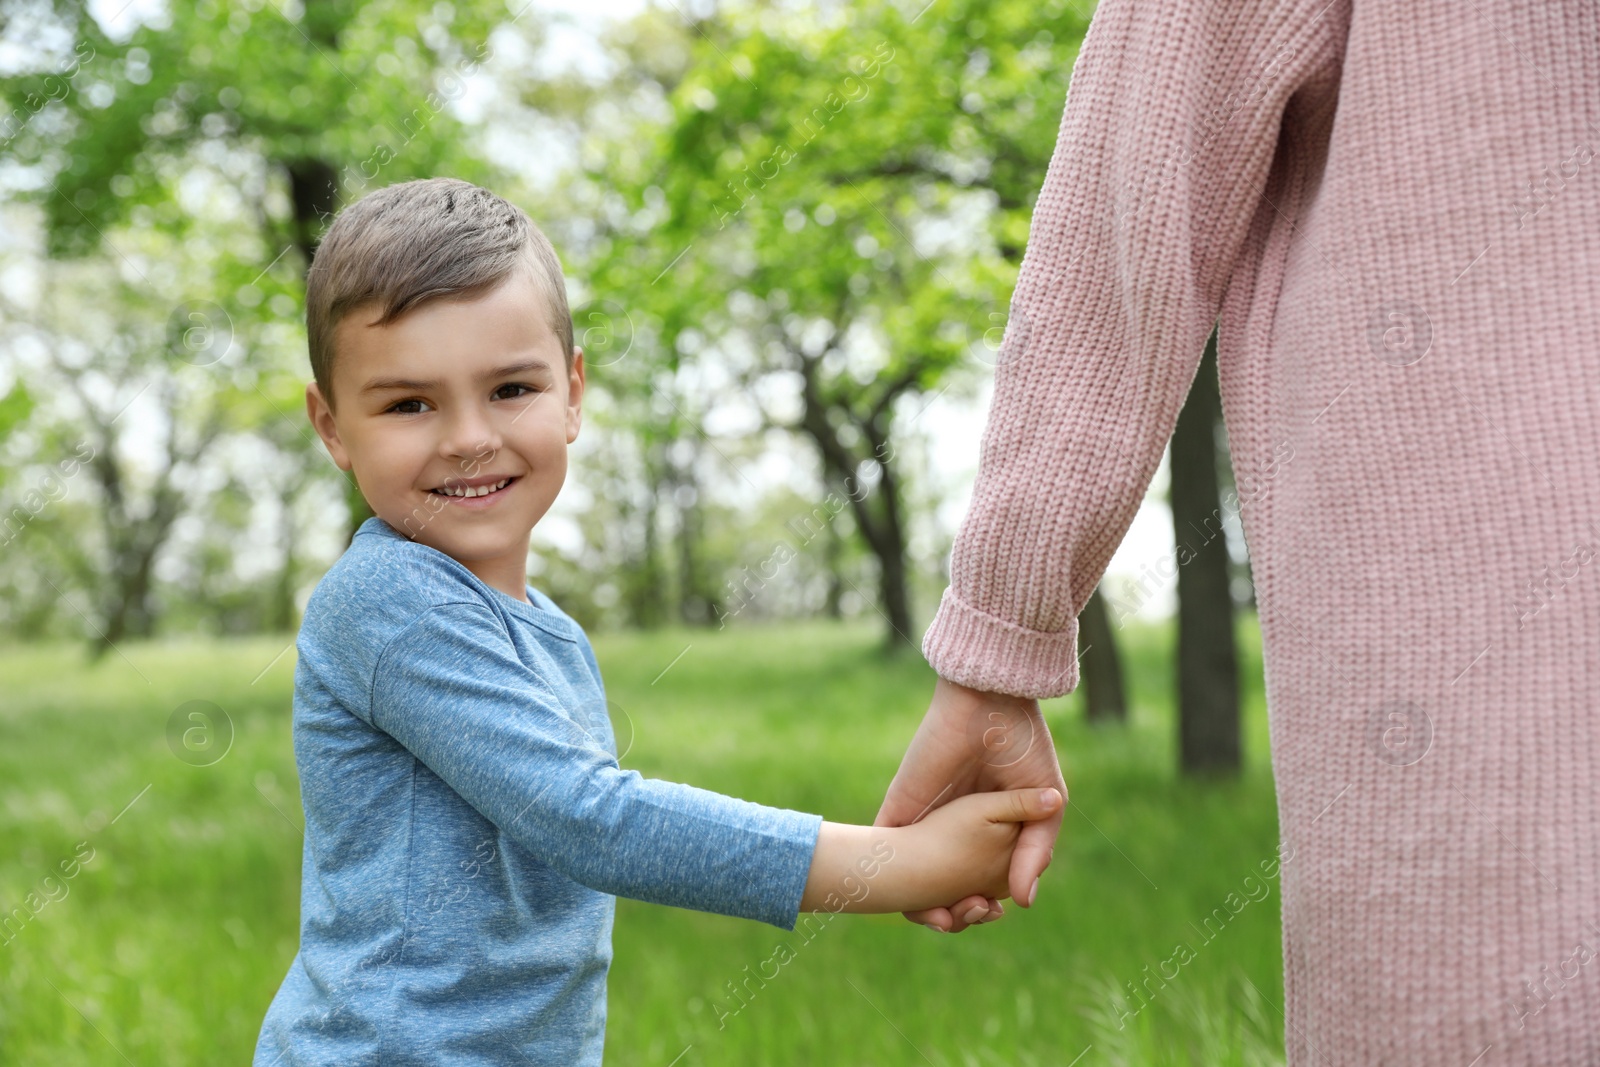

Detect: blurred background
[0, 0, 1286, 1063]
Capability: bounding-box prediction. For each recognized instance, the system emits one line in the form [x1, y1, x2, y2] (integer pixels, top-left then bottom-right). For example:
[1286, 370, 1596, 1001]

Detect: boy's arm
[370, 601, 821, 930]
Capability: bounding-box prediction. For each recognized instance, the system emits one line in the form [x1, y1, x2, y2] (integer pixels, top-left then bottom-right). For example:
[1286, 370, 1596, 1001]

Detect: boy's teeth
[436, 477, 510, 498]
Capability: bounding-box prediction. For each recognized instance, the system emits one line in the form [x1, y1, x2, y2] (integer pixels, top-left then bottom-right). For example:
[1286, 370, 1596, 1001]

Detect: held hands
[895, 787, 1065, 908]
[874, 677, 1069, 932]
[797, 677, 1069, 924]
[798, 788, 1063, 916]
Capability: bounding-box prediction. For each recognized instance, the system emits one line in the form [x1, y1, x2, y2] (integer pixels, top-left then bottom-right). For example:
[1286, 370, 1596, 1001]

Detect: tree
[0, 250, 233, 654]
[1078, 585, 1128, 724]
[583, 0, 1098, 646]
[1171, 330, 1240, 774]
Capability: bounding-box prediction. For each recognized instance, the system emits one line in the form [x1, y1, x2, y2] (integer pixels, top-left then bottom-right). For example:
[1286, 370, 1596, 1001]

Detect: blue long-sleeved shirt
[254, 517, 823, 1066]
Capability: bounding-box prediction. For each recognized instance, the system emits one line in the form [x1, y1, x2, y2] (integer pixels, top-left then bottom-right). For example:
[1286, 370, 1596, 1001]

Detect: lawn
[0, 616, 1286, 1066]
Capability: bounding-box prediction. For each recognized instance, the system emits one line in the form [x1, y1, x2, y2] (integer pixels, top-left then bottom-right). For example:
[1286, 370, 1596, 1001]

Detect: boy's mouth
[428, 475, 518, 501]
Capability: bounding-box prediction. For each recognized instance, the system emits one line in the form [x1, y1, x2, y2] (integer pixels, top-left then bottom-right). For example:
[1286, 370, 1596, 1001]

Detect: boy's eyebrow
[360, 360, 554, 395]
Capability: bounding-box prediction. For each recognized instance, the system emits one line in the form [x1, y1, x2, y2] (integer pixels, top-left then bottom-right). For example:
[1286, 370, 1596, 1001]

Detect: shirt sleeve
[368, 601, 822, 930]
[923, 0, 1345, 699]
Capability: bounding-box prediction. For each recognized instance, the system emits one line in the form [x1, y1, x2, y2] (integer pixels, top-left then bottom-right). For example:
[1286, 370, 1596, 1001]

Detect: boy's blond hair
[305, 177, 573, 410]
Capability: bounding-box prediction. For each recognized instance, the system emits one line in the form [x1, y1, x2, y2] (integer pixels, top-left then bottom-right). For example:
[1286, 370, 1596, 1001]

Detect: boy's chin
[382, 510, 534, 556]
[427, 526, 534, 560]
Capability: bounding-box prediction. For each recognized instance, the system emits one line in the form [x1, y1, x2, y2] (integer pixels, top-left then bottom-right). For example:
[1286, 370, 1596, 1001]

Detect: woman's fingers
[1009, 813, 1064, 907]
[904, 904, 956, 931]
[907, 895, 1005, 933]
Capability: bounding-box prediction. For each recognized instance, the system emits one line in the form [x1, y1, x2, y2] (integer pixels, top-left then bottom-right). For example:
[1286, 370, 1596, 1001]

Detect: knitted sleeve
[923, 0, 1345, 698]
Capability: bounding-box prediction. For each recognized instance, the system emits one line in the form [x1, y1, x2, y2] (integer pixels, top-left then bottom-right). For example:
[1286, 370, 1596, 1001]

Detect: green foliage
[0, 0, 1113, 642]
[0, 616, 1282, 1065]
[590, 0, 1097, 376]
[559, 0, 1101, 641]
[0, 380, 34, 443]
[2, 0, 503, 260]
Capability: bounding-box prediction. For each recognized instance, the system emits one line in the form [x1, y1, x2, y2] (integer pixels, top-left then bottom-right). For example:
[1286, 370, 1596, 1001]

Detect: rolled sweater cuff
[921, 587, 1081, 700]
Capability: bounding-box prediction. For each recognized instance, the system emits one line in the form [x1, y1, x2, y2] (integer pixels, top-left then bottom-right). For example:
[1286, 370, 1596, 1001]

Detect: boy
[254, 177, 1062, 1066]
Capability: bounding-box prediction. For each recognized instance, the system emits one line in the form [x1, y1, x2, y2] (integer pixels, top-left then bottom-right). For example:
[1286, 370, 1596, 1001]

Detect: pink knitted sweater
[923, 0, 1600, 1062]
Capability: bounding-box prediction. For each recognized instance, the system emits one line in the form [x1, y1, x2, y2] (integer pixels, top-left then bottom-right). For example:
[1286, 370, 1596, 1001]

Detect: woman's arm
[897, 0, 1349, 931]
[924, 0, 1347, 699]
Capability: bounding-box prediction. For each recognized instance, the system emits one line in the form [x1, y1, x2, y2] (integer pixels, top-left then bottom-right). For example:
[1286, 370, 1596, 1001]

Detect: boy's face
[305, 268, 584, 595]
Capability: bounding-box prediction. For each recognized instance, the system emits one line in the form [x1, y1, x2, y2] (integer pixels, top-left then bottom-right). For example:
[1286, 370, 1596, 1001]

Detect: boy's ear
[565, 349, 585, 444]
[306, 382, 353, 471]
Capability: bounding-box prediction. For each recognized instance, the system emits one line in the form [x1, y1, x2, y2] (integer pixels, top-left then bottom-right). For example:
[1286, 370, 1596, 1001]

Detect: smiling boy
[254, 177, 1060, 1066]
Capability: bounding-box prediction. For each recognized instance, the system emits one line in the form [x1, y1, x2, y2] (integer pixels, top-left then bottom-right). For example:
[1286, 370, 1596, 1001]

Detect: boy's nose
[439, 407, 502, 465]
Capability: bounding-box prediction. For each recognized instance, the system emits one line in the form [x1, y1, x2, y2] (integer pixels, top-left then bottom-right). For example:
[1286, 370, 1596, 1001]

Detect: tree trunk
[1078, 584, 1127, 724]
[271, 485, 300, 633]
[281, 152, 363, 545]
[874, 527, 914, 645]
[287, 157, 340, 273]
[631, 471, 666, 628]
[859, 425, 914, 647]
[97, 538, 154, 655]
[673, 455, 717, 626]
[1171, 329, 1241, 775]
[794, 355, 915, 648]
[819, 465, 913, 646]
[86, 409, 193, 658]
[822, 515, 844, 619]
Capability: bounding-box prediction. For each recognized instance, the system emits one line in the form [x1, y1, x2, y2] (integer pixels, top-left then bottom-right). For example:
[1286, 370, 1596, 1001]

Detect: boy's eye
[386, 398, 431, 415]
[493, 382, 539, 401]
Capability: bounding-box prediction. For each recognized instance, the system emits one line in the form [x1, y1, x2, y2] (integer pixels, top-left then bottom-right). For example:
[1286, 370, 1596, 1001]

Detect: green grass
[0, 617, 1285, 1066]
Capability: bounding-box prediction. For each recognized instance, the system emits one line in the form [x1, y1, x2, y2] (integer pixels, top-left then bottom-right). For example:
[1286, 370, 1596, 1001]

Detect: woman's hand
[874, 677, 1068, 931]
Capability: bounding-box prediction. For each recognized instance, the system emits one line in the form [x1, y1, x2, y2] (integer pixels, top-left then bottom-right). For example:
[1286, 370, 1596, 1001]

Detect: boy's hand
[798, 788, 1063, 917]
[902, 788, 1065, 907]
